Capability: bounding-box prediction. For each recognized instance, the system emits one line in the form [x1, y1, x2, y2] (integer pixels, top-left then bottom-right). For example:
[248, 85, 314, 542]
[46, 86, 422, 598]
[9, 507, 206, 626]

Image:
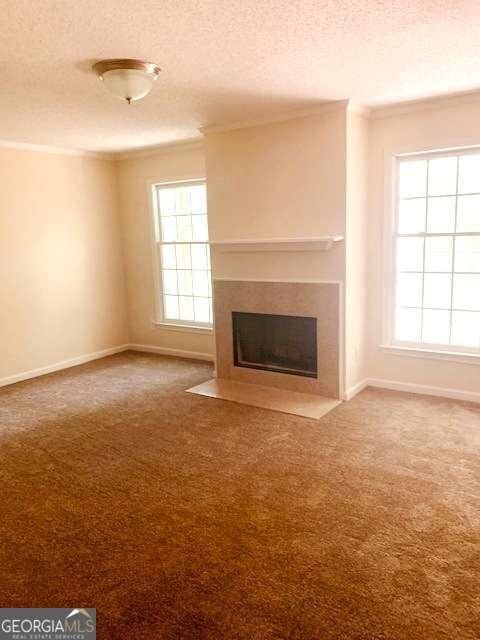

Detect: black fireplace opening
[232, 311, 317, 378]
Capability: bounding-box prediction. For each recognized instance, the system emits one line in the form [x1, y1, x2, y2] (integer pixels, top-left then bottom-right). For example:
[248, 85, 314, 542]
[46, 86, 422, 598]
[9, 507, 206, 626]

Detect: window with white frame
[392, 150, 480, 352]
[152, 180, 212, 328]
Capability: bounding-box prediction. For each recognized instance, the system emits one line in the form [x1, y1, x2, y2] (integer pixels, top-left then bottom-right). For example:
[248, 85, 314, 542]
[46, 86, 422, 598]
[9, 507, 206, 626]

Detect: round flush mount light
[92, 59, 161, 104]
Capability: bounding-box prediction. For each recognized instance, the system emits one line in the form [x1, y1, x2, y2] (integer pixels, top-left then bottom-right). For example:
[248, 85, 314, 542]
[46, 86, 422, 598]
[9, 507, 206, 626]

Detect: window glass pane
[428, 156, 457, 196]
[191, 186, 207, 214]
[397, 237, 424, 271]
[456, 195, 480, 232]
[192, 244, 209, 269]
[176, 215, 192, 241]
[426, 196, 456, 233]
[194, 297, 210, 323]
[458, 154, 480, 194]
[399, 160, 427, 198]
[455, 236, 480, 273]
[159, 188, 176, 214]
[396, 273, 423, 307]
[423, 273, 451, 309]
[162, 270, 177, 295]
[175, 244, 192, 269]
[398, 198, 425, 234]
[192, 214, 209, 241]
[175, 188, 191, 214]
[177, 270, 193, 295]
[422, 309, 450, 344]
[192, 270, 210, 297]
[395, 308, 422, 342]
[161, 245, 176, 269]
[453, 274, 480, 310]
[161, 216, 177, 242]
[178, 296, 194, 321]
[164, 295, 179, 319]
[451, 311, 480, 347]
[424, 236, 453, 272]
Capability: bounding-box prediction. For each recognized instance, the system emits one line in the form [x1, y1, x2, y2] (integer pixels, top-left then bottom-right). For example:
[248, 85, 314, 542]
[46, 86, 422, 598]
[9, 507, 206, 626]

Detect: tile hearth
[187, 378, 341, 420]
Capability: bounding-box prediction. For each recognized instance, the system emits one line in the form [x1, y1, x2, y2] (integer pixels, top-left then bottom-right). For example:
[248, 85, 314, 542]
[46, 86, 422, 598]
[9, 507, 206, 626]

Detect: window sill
[380, 344, 480, 366]
[152, 320, 213, 334]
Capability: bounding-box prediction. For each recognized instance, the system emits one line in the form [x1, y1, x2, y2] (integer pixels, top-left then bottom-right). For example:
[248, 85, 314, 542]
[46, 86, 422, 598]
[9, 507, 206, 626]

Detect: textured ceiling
[2, 0, 480, 152]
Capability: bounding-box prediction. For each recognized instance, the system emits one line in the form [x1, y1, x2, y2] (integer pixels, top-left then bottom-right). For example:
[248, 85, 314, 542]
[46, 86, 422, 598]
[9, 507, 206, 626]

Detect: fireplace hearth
[232, 311, 317, 378]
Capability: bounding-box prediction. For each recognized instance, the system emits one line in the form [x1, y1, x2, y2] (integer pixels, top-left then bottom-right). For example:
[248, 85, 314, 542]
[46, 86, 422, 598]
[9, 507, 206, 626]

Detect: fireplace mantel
[210, 236, 343, 252]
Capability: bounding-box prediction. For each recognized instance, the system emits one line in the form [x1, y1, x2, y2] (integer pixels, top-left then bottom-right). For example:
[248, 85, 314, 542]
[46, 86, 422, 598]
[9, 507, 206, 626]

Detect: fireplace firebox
[232, 311, 317, 378]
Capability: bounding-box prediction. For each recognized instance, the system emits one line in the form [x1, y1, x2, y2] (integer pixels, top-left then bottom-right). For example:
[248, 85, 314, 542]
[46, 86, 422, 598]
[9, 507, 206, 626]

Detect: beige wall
[368, 99, 480, 394]
[345, 109, 369, 390]
[205, 106, 347, 284]
[116, 144, 214, 356]
[0, 148, 128, 379]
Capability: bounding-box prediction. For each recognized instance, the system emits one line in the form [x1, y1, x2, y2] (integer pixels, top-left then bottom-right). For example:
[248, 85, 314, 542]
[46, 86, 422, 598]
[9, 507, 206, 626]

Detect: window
[392, 150, 480, 353]
[152, 180, 212, 328]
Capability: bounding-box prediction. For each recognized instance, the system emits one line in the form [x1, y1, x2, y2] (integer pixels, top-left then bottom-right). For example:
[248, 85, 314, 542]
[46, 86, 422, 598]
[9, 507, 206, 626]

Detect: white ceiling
[2, 0, 480, 153]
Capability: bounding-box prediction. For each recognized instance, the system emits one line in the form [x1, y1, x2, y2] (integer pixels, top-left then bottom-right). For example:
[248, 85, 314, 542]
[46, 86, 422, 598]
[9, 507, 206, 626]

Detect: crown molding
[370, 89, 480, 120]
[2, 90, 478, 159]
[114, 138, 204, 161]
[199, 100, 351, 135]
[0, 139, 108, 159]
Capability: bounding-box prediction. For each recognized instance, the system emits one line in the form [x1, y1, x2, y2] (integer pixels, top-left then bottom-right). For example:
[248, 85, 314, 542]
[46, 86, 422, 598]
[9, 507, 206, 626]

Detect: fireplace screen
[232, 311, 317, 378]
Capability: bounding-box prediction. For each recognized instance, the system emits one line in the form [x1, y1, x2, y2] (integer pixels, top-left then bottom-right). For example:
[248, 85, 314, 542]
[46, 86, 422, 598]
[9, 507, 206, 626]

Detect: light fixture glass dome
[93, 59, 160, 104]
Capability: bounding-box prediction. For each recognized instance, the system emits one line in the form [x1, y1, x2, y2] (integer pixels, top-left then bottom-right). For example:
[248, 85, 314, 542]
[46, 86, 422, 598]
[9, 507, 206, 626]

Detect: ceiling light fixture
[92, 59, 160, 104]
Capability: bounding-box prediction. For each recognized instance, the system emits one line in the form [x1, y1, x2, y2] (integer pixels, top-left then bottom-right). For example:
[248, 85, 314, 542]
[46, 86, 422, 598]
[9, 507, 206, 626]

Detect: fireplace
[213, 280, 340, 398]
[232, 311, 317, 378]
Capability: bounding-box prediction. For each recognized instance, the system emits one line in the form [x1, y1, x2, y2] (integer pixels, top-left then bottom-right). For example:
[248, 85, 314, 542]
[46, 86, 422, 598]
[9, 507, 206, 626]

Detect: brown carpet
[0, 352, 479, 640]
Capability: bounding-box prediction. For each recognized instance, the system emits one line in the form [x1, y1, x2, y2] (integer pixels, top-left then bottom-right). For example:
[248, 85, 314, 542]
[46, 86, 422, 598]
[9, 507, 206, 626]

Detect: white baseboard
[129, 343, 215, 363]
[2, 345, 476, 405]
[344, 377, 480, 404]
[367, 377, 480, 404]
[0, 344, 130, 389]
[343, 378, 369, 400]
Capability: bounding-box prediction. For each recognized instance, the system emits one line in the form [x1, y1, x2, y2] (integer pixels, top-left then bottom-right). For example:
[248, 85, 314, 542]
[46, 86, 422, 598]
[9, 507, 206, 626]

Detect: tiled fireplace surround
[213, 279, 341, 400]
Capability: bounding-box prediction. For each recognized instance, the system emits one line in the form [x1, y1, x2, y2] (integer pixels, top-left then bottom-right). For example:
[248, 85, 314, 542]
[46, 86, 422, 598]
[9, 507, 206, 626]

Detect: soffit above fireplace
[210, 236, 343, 252]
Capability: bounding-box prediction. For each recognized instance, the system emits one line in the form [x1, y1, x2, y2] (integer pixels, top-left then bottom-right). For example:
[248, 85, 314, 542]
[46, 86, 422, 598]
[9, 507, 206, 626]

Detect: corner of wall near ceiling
[112, 158, 133, 346]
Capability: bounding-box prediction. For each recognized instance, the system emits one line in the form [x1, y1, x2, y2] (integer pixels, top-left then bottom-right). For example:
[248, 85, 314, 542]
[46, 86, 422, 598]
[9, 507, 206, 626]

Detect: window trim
[383, 146, 480, 360]
[149, 178, 213, 332]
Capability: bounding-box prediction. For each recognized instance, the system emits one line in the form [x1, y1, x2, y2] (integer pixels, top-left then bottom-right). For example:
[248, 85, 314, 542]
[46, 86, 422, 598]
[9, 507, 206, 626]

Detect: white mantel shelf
[210, 236, 344, 252]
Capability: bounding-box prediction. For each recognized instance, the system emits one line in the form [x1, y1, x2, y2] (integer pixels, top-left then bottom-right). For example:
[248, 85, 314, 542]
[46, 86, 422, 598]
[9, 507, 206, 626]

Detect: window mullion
[448, 156, 460, 345]
[189, 241, 194, 322]
[419, 162, 429, 343]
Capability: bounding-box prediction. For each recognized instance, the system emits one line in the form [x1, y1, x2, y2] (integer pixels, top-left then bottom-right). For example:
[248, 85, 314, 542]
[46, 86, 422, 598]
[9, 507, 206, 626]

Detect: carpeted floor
[0, 352, 479, 640]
